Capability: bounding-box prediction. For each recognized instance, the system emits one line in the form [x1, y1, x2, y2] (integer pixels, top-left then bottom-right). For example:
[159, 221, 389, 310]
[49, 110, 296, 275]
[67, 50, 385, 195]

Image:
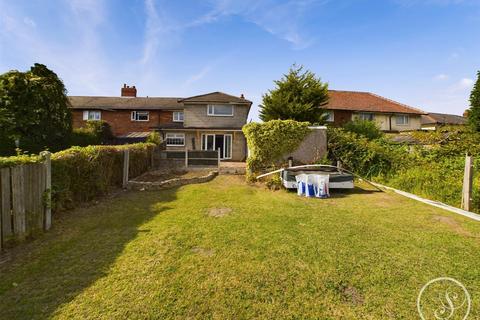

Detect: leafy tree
[0, 63, 72, 155]
[467, 71, 480, 132]
[259, 65, 329, 123]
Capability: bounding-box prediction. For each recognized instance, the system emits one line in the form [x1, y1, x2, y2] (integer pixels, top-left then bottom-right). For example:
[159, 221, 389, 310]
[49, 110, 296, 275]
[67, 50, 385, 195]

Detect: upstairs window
[83, 110, 101, 121]
[325, 111, 334, 122]
[173, 111, 184, 122]
[131, 111, 149, 121]
[358, 113, 375, 121]
[207, 104, 234, 116]
[165, 133, 185, 146]
[395, 115, 409, 125]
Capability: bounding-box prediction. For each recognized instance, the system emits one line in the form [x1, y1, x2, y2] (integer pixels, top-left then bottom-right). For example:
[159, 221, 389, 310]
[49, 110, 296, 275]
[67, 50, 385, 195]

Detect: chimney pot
[121, 84, 137, 97]
[240, 94, 245, 99]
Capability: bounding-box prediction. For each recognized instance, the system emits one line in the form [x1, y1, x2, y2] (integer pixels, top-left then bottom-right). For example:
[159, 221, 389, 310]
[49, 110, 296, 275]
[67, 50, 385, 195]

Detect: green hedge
[0, 143, 155, 212]
[243, 120, 311, 180]
[51, 143, 154, 211]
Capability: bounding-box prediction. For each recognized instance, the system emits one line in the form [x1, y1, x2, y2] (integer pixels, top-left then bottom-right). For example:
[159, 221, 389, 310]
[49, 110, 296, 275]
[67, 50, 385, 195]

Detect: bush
[70, 120, 113, 147]
[327, 127, 410, 178]
[0, 153, 41, 168]
[50, 143, 154, 211]
[343, 119, 383, 140]
[146, 131, 162, 145]
[243, 120, 311, 180]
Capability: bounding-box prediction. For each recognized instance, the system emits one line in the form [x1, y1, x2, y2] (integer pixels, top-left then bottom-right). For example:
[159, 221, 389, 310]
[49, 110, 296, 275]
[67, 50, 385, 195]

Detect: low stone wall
[127, 171, 218, 191]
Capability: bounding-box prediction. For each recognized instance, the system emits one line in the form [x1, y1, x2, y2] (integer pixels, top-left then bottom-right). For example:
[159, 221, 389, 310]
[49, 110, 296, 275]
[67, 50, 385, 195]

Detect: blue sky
[0, 0, 479, 121]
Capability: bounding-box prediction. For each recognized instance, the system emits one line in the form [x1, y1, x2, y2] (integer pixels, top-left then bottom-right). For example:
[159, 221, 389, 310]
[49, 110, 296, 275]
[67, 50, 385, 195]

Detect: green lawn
[0, 175, 479, 319]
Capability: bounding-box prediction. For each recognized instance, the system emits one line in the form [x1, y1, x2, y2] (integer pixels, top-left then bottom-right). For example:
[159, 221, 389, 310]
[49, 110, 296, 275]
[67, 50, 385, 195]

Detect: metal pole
[461, 154, 473, 211]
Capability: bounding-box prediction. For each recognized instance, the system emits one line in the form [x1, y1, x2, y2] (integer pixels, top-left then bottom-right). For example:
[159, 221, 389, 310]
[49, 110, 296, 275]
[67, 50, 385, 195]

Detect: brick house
[324, 90, 426, 131]
[69, 85, 252, 161]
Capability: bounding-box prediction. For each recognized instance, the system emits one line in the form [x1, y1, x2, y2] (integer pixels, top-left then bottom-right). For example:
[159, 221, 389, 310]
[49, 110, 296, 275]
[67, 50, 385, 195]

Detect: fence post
[123, 149, 130, 188]
[185, 149, 188, 168]
[461, 154, 473, 211]
[150, 146, 155, 169]
[41, 151, 52, 231]
[217, 148, 221, 168]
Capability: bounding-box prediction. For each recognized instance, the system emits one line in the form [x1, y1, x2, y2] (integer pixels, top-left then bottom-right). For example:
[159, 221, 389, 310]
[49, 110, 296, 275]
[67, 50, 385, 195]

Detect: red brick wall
[72, 110, 177, 136]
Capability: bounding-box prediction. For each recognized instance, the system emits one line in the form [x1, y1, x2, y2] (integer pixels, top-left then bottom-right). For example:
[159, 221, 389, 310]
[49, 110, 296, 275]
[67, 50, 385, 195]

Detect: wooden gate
[0, 152, 51, 249]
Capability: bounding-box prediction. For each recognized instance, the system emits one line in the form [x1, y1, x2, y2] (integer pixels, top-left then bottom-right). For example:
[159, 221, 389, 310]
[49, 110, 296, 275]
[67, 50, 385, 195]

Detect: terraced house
[69, 85, 252, 161]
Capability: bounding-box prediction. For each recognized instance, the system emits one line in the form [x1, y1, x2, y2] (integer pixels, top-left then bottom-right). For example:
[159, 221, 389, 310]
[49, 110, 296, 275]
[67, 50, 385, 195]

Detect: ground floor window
[325, 110, 334, 122]
[358, 112, 375, 121]
[395, 114, 409, 125]
[201, 133, 232, 159]
[166, 133, 185, 146]
[83, 110, 101, 121]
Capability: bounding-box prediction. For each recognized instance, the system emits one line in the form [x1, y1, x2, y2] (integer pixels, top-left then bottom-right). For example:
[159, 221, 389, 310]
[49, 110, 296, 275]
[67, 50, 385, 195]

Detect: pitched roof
[179, 91, 252, 104]
[68, 96, 182, 110]
[421, 112, 467, 125]
[69, 92, 251, 110]
[325, 90, 426, 115]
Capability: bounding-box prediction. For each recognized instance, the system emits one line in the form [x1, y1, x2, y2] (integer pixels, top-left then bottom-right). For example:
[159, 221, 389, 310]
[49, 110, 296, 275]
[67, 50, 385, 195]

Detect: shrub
[146, 131, 162, 145]
[343, 119, 383, 140]
[0, 153, 41, 168]
[243, 120, 311, 180]
[69, 120, 113, 147]
[50, 143, 154, 211]
[327, 127, 411, 178]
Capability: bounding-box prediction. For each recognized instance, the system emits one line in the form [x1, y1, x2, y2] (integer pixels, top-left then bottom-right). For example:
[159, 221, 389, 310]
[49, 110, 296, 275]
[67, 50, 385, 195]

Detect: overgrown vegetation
[243, 120, 310, 180]
[259, 65, 329, 123]
[0, 63, 72, 156]
[328, 127, 480, 212]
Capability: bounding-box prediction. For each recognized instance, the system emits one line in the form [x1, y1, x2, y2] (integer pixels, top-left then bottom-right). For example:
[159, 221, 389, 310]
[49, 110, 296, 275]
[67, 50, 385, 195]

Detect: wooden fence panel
[1, 168, 12, 248]
[24, 164, 45, 234]
[11, 165, 26, 240]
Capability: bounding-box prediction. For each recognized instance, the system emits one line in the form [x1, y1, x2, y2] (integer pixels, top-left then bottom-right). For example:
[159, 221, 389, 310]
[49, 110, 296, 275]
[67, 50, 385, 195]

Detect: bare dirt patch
[191, 247, 215, 257]
[207, 207, 232, 217]
[340, 285, 364, 306]
[133, 170, 211, 183]
[432, 215, 474, 237]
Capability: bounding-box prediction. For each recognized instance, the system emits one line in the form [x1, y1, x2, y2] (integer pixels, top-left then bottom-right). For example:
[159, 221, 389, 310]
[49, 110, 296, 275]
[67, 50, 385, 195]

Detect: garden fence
[0, 152, 51, 250]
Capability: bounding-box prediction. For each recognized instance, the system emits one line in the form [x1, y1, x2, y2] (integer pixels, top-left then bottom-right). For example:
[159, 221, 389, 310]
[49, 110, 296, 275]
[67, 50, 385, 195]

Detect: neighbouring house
[69, 85, 252, 161]
[324, 90, 426, 131]
[421, 112, 467, 130]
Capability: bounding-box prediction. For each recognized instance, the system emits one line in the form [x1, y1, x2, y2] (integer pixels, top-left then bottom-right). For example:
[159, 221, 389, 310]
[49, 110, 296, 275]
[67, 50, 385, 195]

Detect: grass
[0, 175, 479, 319]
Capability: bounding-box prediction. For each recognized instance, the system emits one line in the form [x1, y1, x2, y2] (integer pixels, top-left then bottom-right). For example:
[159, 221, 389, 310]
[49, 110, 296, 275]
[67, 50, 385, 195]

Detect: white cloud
[434, 74, 449, 80]
[187, 0, 326, 49]
[184, 65, 212, 87]
[459, 78, 474, 88]
[22, 17, 36, 28]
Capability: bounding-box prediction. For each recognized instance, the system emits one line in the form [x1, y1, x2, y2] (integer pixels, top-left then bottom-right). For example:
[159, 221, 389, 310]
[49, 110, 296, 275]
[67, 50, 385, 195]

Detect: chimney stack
[463, 110, 470, 118]
[121, 84, 137, 97]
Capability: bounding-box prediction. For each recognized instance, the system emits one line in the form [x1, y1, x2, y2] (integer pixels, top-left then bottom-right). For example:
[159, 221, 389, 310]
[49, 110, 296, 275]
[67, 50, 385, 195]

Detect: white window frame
[201, 134, 233, 159]
[395, 114, 409, 125]
[165, 133, 185, 146]
[173, 111, 184, 122]
[131, 111, 149, 122]
[83, 110, 101, 121]
[358, 112, 375, 121]
[207, 104, 234, 117]
[325, 110, 334, 122]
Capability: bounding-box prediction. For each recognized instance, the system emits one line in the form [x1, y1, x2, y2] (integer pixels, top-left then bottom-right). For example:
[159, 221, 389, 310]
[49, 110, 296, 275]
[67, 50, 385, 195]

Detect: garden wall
[284, 126, 327, 164]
